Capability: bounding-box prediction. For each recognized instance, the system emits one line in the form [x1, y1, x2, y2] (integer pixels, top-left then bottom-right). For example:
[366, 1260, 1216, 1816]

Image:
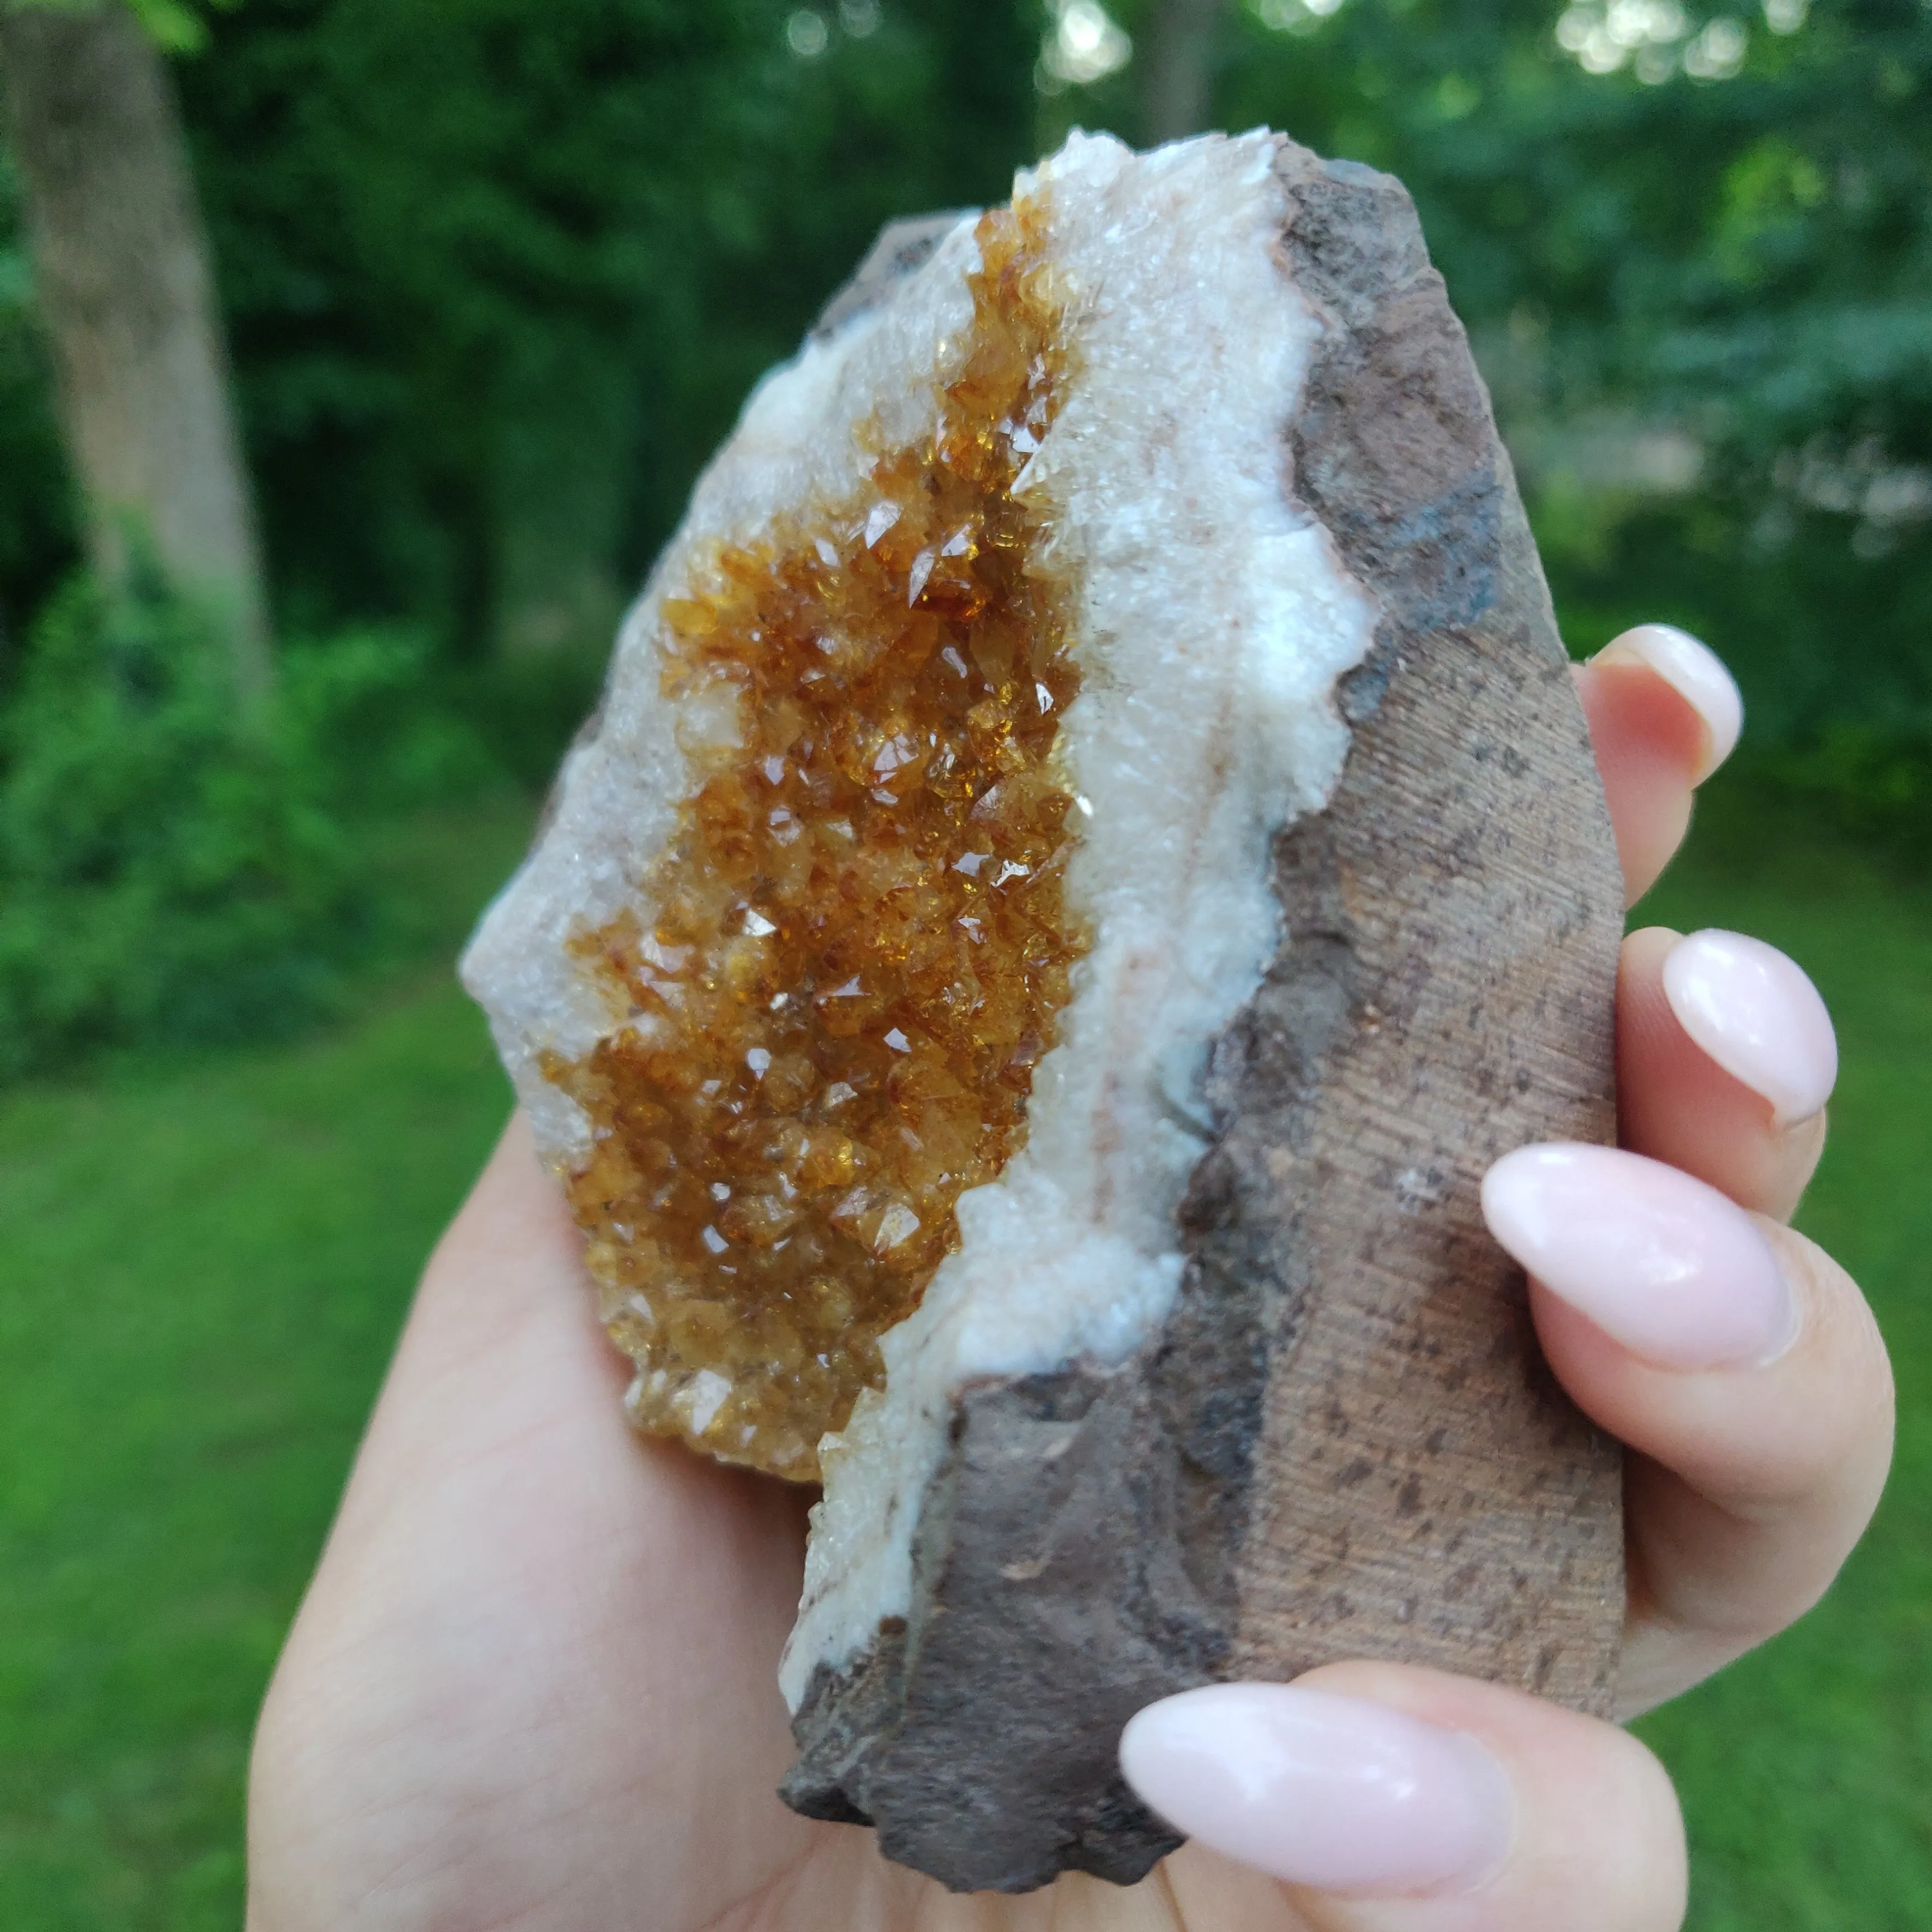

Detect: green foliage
[1753, 717, 1932, 860]
[1533, 479, 1932, 854]
[453, 640, 608, 793]
[124, 0, 242, 54]
[1, 0, 1928, 902]
[1, 0, 1921, 790]
[166, 0, 1036, 652]
[0, 0, 240, 54]
[1202, 0, 1932, 780]
[0, 561, 491, 1078]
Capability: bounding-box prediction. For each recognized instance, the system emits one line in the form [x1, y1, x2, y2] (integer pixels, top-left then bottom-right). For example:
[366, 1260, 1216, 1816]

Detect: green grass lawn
[1633, 804, 1932, 1931]
[0, 797, 532, 1930]
[0, 784, 1926, 1929]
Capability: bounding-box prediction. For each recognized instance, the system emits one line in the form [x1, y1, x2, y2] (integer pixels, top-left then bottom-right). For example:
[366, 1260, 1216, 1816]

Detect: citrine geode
[534, 200, 1084, 1481]
[462, 129, 1627, 1896]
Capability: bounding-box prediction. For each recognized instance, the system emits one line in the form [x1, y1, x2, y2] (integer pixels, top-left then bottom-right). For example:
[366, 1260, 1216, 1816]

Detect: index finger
[1574, 623, 1743, 906]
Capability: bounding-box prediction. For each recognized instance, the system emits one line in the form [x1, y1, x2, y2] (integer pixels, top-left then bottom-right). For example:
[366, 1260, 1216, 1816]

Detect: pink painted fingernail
[1483, 1144, 1796, 1369]
[1594, 624, 1742, 782]
[1663, 930, 1838, 1126]
[1119, 1684, 1512, 1896]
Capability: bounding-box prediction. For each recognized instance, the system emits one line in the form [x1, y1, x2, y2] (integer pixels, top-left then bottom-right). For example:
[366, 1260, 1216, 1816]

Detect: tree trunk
[1138, 0, 1224, 146]
[0, 1, 270, 695]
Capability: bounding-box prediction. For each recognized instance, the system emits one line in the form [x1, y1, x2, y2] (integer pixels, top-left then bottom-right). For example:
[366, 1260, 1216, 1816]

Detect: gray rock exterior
[780, 139, 1625, 1895]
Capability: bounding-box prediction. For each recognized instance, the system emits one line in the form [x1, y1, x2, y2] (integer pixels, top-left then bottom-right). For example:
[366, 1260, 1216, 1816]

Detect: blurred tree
[167, 0, 1037, 659]
[0, 0, 270, 695]
[0, 140, 73, 678]
[1139, 0, 1225, 139]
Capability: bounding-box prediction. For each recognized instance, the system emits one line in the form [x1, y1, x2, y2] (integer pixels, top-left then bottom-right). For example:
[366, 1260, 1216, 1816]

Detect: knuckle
[1775, 1228, 1895, 1448]
[1584, 1737, 1688, 1930]
[1728, 1223, 1892, 1458]
[1512, 1730, 1687, 1932]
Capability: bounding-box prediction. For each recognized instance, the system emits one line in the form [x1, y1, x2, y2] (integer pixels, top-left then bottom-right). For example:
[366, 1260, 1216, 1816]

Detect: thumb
[1121, 1662, 1686, 1932]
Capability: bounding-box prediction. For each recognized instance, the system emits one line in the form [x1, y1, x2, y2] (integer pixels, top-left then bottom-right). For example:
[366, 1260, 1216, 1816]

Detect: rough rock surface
[779, 142, 1626, 1894]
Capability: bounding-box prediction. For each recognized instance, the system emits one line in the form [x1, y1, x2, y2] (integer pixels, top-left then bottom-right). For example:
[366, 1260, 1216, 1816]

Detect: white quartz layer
[780, 132, 1374, 1705]
[458, 130, 1376, 1709]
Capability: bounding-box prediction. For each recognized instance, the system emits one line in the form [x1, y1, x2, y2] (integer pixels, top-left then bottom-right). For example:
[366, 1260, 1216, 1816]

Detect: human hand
[246, 624, 1893, 1932]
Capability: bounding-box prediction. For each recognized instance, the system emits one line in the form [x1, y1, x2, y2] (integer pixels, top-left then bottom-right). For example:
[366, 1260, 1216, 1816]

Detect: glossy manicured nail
[1663, 929, 1838, 1125]
[1483, 1144, 1796, 1369]
[1593, 623, 1742, 782]
[1119, 1684, 1512, 1896]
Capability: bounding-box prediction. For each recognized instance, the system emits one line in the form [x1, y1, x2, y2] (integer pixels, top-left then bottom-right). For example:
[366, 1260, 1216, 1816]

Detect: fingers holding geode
[1615, 925, 1835, 1221]
[1574, 623, 1742, 906]
[1570, 1223, 1889, 1717]
[1129, 1665, 1686, 1932]
[252, 1113, 829, 1932]
[1484, 1152, 1893, 1715]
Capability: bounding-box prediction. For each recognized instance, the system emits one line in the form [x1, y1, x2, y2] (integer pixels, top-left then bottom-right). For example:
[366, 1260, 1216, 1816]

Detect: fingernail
[1593, 624, 1742, 782]
[1119, 1684, 1512, 1896]
[1663, 930, 1838, 1126]
[1483, 1144, 1796, 1369]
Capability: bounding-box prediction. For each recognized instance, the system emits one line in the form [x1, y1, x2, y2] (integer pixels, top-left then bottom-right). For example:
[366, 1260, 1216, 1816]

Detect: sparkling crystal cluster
[542, 200, 1087, 1479]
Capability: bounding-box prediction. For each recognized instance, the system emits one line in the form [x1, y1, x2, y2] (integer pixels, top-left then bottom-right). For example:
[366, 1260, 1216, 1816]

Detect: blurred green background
[0, 0, 1925, 1924]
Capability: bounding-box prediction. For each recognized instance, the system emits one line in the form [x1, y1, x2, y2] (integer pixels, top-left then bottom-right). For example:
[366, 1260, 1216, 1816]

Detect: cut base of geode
[463, 129, 1625, 1898]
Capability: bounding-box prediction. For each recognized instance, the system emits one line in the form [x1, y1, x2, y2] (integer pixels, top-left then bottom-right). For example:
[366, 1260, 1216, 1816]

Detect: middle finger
[1616, 924, 1835, 1220]
[1484, 1147, 1893, 1714]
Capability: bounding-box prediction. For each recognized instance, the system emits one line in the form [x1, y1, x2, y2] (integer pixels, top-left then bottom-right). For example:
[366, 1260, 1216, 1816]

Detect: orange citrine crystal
[542, 198, 1088, 1480]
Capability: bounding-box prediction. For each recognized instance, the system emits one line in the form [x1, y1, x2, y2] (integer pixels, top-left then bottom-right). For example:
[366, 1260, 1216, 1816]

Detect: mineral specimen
[462, 128, 1626, 1896]
[532, 198, 1085, 1481]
